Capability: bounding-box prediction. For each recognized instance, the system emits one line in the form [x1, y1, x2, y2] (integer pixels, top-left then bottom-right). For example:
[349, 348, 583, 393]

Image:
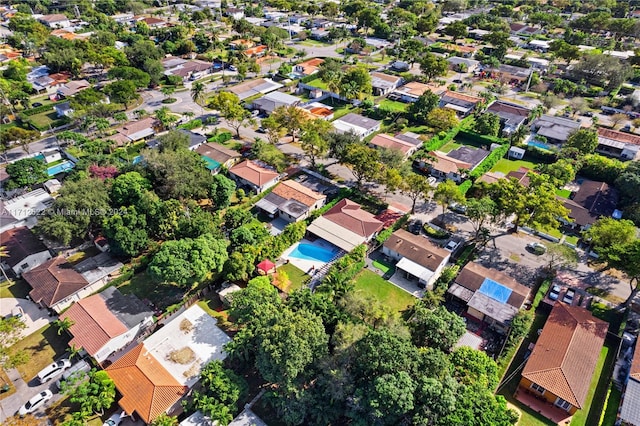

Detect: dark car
[582, 111, 594, 117]
[32, 102, 43, 107]
[408, 219, 423, 235]
[452, 79, 463, 84]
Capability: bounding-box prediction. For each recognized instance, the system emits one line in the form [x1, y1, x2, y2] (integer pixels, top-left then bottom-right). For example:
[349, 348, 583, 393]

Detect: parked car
[256, 126, 266, 133]
[526, 242, 546, 255]
[228, 65, 237, 72]
[408, 219, 423, 235]
[103, 411, 126, 426]
[563, 289, 575, 305]
[449, 202, 467, 214]
[19, 390, 53, 415]
[32, 102, 43, 108]
[56, 359, 91, 390]
[5, 306, 24, 320]
[37, 359, 71, 384]
[548, 284, 561, 301]
[582, 111, 594, 117]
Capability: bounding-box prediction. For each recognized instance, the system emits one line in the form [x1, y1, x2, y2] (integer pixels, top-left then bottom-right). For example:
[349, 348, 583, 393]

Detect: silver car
[37, 359, 71, 384]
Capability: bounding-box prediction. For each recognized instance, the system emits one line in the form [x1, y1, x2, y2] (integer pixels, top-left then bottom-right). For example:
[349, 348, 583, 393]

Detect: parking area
[0, 297, 56, 337]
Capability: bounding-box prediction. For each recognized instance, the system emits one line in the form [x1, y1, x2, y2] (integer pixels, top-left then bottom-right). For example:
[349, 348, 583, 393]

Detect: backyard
[378, 99, 408, 112]
[570, 343, 615, 426]
[490, 158, 538, 175]
[8, 324, 71, 382]
[277, 263, 308, 293]
[117, 271, 185, 311]
[353, 269, 416, 313]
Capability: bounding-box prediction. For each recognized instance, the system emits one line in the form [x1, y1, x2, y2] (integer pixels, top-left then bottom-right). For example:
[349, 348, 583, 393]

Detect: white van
[55, 359, 91, 390]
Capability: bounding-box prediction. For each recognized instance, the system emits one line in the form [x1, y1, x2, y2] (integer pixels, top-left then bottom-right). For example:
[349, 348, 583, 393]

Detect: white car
[19, 390, 53, 415]
[103, 411, 126, 426]
[37, 359, 71, 384]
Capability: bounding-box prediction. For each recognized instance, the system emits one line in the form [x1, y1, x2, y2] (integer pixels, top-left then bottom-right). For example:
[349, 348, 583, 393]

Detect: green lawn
[0, 279, 31, 299]
[440, 140, 463, 153]
[353, 270, 416, 313]
[117, 271, 185, 311]
[570, 344, 614, 425]
[299, 39, 331, 47]
[564, 235, 580, 245]
[490, 158, 538, 175]
[305, 78, 329, 90]
[599, 385, 622, 426]
[378, 99, 408, 112]
[9, 324, 71, 382]
[27, 110, 68, 131]
[556, 188, 572, 198]
[277, 263, 308, 293]
[372, 259, 395, 275]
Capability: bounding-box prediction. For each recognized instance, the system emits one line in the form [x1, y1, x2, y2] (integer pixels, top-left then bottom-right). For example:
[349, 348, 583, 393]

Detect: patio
[514, 388, 573, 425]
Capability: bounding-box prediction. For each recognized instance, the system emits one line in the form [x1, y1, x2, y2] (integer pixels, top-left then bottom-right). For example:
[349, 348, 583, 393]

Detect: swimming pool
[47, 161, 74, 176]
[527, 140, 555, 151]
[288, 243, 337, 263]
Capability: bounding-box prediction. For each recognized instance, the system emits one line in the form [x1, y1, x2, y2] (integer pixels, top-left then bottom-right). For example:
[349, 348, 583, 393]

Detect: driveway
[0, 298, 56, 337]
[0, 366, 63, 421]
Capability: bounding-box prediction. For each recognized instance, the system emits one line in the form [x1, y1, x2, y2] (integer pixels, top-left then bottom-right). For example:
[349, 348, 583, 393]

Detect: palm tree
[54, 317, 75, 335]
[161, 86, 175, 101]
[66, 344, 83, 360]
[326, 74, 341, 104]
[509, 125, 529, 148]
[191, 81, 206, 115]
[0, 246, 11, 283]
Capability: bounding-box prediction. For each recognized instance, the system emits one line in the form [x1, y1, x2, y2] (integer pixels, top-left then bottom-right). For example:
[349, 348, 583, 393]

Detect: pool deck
[281, 239, 338, 275]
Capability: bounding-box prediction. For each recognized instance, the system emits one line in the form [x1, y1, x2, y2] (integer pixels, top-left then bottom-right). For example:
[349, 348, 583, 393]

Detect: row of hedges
[319, 244, 367, 288]
[22, 102, 63, 116]
[177, 119, 202, 131]
[457, 129, 506, 147]
[418, 116, 474, 156]
[458, 180, 472, 195]
[469, 144, 510, 179]
[375, 214, 410, 245]
[580, 153, 626, 184]
[26, 117, 71, 132]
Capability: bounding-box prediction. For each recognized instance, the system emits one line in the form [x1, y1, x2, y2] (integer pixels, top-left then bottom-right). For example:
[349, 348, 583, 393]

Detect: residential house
[518, 303, 607, 419]
[108, 117, 157, 147]
[301, 102, 334, 120]
[178, 129, 206, 151]
[485, 100, 531, 135]
[196, 142, 241, 173]
[596, 128, 640, 160]
[447, 56, 480, 73]
[390, 61, 410, 72]
[244, 45, 267, 58]
[139, 16, 168, 28]
[369, 133, 422, 158]
[370, 72, 403, 96]
[439, 91, 483, 117]
[527, 39, 550, 52]
[530, 115, 581, 145]
[54, 102, 73, 118]
[382, 229, 451, 290]
[620, 338, 640, 426]
[447, 146, 490, 169]
[23, 257, 90, 313]
[0, 188, 54, 233]
[468, 28, 490, 40]
[0, 227, 51, 277]
[228, 78, 283, 101]
[509, 23, 541, 36]
[443, 44, 478, 58]
[419, 146, 489, 183]
[255, 180, 326, 222]
[225, 7, 244, 19]
[107, 305, 230, 424]
[38, 14, 71, 28]
[229, 39, 254, 50]
[391, 82, 442, 103]
[332, 113, 381, 138]
[252, 92, 301, 115]
[228, 160, 280, 194]
[306, 199, 384, 252]
[293, 58, 324, 77]
[561, 180, 619, 230]
[310, 28, 330, 41]
[60, 287, 154, 363]
[56, 79, 91, 98]
[507, 166, 533, 186]
[491, 64, 532, 84]
[164, 60, 212, 81]
[447, 262, 531, 333]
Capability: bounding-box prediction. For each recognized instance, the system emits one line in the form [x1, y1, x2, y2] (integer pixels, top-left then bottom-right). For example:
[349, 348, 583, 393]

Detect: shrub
[424, 225, 449, 239]
[208, 131, 233, 144]
[22, 102, 63, 116]
[458, 180, 472, 195]
[469, 144, 510, 179]
[580, 154, 626, 184]
[177, 119, 203, 130]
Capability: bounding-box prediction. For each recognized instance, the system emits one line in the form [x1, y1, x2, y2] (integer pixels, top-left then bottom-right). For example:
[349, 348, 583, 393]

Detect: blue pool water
[289, 243, 337, 262]
[527, 140, 555, 151]
[47, 161, 74, 176]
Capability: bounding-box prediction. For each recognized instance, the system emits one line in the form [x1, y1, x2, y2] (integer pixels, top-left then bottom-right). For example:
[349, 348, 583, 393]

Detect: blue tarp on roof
[478, 278, 512, 304]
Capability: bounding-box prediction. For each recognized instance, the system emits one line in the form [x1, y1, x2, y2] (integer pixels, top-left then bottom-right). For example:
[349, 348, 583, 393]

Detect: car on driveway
[103, 411, 126, 426]
[32, 102, 43, 108]
[19, 390, 53, 415]
[408, 219, 423, 235]
[37, 359, 71, 384]
[563, 288, 575, 305]
[5, 306, 24, 320]
[526, 242, 547, 255]
[548, 284, 561, 301]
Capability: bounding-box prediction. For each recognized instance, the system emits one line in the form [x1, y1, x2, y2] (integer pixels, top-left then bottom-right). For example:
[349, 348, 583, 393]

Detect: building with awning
[306, 199, 383, 252]
[448, 262, 530, 333]
[382, 229, 450, 290]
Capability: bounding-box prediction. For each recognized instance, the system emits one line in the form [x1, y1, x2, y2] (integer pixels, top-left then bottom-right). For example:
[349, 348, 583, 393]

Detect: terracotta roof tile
[370, 134, 416, 154]
[106, 344, 187, 423]
[442, 90, 482, 104]
[522, 303, 607, 408]
[0, 226, 48, 268]
[631, 338, 640, 380]
[229, 160, 279, 187]
[427, 150, 472, 174]
[272, 180, 325, 207]
[598, 127, 640, 146]
[24, 256, 89, 307]
[323, 198, 383, 238]
[61, 293, 128, 357]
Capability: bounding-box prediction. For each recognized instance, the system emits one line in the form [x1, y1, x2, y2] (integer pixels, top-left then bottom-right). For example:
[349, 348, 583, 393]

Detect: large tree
[299, 119, 332, 167]
[104, 80, 138, 108]
[271, 105, 308, 143]
[565, 128, 598, 155]
[143, 147, 214, 200]
[400, 173, 432, 213]
[0, 316, 27, 369]
[61, 369, 116, 417]
[427, 107, 459, 132]
[148, 234, 228, 286]
[433, 180, 465, 223]
[102, 206, 149, 258]
[570, 54, 633, 89]
[407, 91, 439, 124]
[465, 196, 498, 241]
[208, 92, 253, 138]
[408, 303, 466, 352]
[5, 157, 48, 190]
[419, 52, 448, 81]
[340, 143, 381, 188]
[584, 217, 637, 258]
[473, 112, 501, 137]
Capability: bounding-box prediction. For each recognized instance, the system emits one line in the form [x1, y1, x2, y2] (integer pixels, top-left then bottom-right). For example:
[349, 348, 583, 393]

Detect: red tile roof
[370, 133, 416, 155]
[229, 160, 279, 187]
[323, 198, 383, 238]
[522, 303, 607, 408]
[597, 127, 640, 146]
[60, 293, 128, 357]
[24, 256, 89, 307]
[106, 344, 187, 423]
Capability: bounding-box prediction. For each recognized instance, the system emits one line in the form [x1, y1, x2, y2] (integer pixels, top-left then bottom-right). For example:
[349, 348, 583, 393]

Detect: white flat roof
[143, 305, 230, 387]
[307, 216, 364, 252]
[396, 257, 434, 283]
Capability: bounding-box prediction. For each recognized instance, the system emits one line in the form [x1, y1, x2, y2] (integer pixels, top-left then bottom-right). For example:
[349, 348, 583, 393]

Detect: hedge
[418, 116, 474, 156]
[458, 180, 472, 195]
[208, 131, 233, 144]
[469, 144, 510, 179]
[457, 129, 506, 146]
[300, 73, 318, 84]
[319, 244, 367, 288]
[375, 214, 410, 245]
[22, 102, 63, 116]
[177, 119, 202, 130]
[580, 153, 626, 184]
